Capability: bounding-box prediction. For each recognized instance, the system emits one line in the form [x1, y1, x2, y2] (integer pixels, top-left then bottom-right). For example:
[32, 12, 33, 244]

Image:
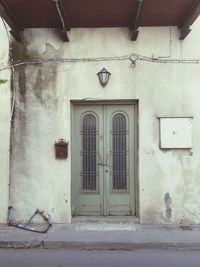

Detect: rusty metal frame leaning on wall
[8, 206, 52, 233]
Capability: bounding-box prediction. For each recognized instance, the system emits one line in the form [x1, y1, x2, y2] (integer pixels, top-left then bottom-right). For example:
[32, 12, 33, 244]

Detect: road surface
[0, 249, 200, 267]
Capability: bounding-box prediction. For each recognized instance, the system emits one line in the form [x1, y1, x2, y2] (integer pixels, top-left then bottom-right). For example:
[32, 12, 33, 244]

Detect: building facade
[1, 3, 200, 224]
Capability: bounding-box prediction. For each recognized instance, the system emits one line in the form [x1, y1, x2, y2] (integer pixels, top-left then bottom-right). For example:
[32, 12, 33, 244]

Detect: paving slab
[1, 223, 200, 250]
[0, 225, 46, 248]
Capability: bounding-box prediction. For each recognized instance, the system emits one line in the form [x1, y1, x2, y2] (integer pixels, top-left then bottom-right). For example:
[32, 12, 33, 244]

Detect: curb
[1, 241, 200, 250]
[0, 241, 43, 249]
[43, 241, 200, 251]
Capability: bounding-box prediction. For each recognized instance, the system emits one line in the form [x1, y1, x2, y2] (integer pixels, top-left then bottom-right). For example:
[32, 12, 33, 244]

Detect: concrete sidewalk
[0, 223, 200, 250]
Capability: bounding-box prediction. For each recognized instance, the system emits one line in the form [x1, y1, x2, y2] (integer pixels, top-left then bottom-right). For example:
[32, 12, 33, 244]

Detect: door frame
[71, 100, 139, 218]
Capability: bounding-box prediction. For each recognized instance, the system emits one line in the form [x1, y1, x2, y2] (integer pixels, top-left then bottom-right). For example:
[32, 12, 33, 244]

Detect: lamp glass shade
[97, 68, 111, 87]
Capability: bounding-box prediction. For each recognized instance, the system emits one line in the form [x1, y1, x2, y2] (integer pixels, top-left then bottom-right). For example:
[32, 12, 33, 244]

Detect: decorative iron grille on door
[112, 113, 127, 191]
[81, 114, 98, 191]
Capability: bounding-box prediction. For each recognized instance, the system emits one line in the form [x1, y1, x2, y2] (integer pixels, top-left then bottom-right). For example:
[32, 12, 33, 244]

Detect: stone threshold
[71, 216, 140, 224]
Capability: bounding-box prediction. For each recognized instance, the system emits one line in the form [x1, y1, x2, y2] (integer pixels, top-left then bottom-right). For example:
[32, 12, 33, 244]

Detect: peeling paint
[43, 43, 58, 56]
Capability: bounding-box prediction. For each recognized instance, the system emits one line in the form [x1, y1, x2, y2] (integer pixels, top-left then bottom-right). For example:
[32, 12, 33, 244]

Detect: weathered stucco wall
[9, 18, 200, 224]
[0, 20, 11, 223]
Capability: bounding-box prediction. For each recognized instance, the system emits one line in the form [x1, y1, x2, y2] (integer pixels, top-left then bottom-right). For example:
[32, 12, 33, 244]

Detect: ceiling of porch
[0, 0, 200, 42]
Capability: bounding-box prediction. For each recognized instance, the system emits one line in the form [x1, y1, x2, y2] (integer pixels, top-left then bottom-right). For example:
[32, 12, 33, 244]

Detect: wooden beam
[60, 29, 69, 42]
[53, 0, 70, 42]
[59, 0, 70, 31]
[0, 0, 23, 41]
[130, 0, 144, 41]
[9, 29, 21, 42]
[178, 0, 200, 40]
[131, 30, 139, 41]
[179, 27, 192, 40]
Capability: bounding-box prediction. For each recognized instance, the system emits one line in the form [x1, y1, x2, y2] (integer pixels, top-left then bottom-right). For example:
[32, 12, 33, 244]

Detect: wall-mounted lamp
[97, 68, 111, 87]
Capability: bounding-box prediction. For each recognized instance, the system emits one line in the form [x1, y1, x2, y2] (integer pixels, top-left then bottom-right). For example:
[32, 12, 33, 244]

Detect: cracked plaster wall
[6, 17, 200, 224]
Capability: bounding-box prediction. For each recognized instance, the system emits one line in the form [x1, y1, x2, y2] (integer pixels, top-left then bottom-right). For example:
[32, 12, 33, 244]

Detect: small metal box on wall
[55, 139, 69, 159]
[158, 116, 193, 149]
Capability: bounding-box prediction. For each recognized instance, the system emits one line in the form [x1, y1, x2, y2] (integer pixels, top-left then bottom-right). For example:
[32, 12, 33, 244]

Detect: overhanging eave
[178, 0, 200, 40]
[0, 0, 23, 41]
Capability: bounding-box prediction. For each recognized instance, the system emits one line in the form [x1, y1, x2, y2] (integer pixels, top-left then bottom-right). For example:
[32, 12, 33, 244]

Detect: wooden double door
[72, 103, 137, 216]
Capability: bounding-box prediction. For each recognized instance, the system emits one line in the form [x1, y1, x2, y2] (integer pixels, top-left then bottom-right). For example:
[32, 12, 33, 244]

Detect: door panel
[72, 104, 135, 216]
[105, 105, 135, 215]
[73, 106, 103, 215]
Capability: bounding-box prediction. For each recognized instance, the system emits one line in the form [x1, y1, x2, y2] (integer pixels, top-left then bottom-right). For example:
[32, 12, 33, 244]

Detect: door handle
[98, 154, 103, 166]
[97, 154, 110, 167]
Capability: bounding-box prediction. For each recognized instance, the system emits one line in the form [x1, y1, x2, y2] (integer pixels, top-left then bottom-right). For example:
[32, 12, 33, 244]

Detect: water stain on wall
[164, 192, 172, 221]
[31, 64, 58, 108]
[161, 192, 172, 222]
[10, 68, 28, 174]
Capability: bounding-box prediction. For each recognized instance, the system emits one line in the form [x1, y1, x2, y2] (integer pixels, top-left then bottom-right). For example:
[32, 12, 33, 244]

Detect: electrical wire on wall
[1, 52, 200, 74]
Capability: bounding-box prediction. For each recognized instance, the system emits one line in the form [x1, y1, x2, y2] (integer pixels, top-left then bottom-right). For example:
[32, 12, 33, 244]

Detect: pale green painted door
[72, 104, 136, 216]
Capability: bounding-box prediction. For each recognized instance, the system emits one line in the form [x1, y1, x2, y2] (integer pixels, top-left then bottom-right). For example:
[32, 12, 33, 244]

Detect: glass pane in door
[82, 114, 97, 191]
[112, 113, 127, 190]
